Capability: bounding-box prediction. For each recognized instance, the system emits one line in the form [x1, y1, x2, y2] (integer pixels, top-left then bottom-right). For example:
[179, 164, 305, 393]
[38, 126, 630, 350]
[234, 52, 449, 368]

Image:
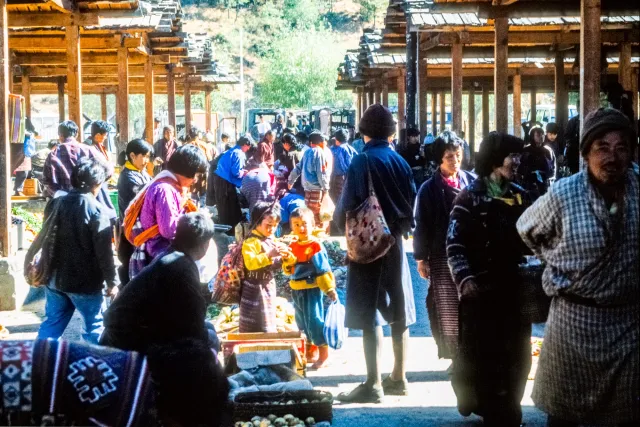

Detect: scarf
[484, 176, 523, 206]
[124, 161, 141, 172]
[441, 172, 461, 189]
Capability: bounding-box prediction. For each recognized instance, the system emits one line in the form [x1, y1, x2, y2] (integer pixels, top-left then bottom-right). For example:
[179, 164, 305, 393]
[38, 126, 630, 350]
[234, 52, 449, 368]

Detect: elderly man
[517, 108, 639, 427]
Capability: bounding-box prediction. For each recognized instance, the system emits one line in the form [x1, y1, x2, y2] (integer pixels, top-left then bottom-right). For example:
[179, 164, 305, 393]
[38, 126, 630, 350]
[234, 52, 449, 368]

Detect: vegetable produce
[213, 298, 298, 334]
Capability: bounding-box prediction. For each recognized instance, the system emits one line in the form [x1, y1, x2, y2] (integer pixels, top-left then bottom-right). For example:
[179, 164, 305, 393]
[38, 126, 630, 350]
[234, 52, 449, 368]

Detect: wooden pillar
[0, 1, 10, 256]
[117, 46, 129, 149]
[144, 55, 154, 143]
[482, 85, 490, 137]
[619, 42, 632, 91]
[57, 77, 65, 123]
[205, 87, 212, 132]
[468, 86, 476, 156]
[438, 91, 446, 133]
[356, 88, 363, 122]
[167, 66, 176, 127]
[100, 93, 107, 121]
[513, 71, 522, 138]
[382, 84, 389, 107]
[373, 87, 380, 105]
[405, 31, 418, 129]
[494, 17, 509, 133]
[418, 58, 428, 139]
[580, 0, 601, 137]
[66, 22, 82, 139]
[397, 72, 406, 130]
[555, 51, 567, 147]
[184, 81, 192, 132]
[531, 88, 537, 124]
[21, 69, 31, 118]
[430, 91, 437, 135]
[451, 40, 463, 134]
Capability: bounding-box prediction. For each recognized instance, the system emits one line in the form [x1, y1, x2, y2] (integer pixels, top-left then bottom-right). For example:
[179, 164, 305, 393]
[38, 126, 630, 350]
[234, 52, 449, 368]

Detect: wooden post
[363, 89, 370, 111]
[397, 72, 406, 130]
[382, 84, 389, 107]
[21, 69, 31, 119]
[513, 71, 522, 138]
[468, 86, 476, 156]
[205, 87, 212, 132]
[57, 76, 65, 122]
[494, 17, 509, 133]
[482, 85, 490, 138]
[100, 93, 107, 121]
[167, 65, 176, 127]
[66, 22, 82, 139]
[531, 88, 537, 124]
[406, 31, 418, 129]
[184, 81, 192, 132]
[438, 91, 446, 133]
[451, 40, 463, 134]
[0, 0, 11, 256]
[555, 50, 567, 148]
[619, 42, 632, 91]
[418, 59, 428, 139]
[117, 46, 129, 149]
[430, 91, 437, 135]
[356, 88, 363, 122]
[373, 87, 380, 105]
[580, 0, 601, 138]
[144, 55, 154, 143]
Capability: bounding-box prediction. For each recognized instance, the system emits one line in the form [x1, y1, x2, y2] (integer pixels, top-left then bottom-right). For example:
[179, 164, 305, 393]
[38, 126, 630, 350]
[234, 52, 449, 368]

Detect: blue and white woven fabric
[517, 168, 640, 424]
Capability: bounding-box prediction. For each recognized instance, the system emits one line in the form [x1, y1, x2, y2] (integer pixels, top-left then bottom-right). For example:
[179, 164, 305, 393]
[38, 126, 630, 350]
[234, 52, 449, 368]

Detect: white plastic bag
[323, 300, 348, 350]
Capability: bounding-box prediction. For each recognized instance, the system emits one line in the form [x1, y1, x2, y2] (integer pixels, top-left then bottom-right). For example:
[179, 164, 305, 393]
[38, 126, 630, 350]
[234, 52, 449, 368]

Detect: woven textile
[427, 254, 459, 359]
[304, 190, 325, 226]
[0, 340, 33, 424]
[32, 339, 156, 426]
[517, 169, 640, 423]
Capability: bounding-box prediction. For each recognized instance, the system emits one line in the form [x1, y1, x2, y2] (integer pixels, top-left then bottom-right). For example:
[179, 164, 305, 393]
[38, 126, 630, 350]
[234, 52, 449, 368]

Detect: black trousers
[212, 175, 242, 235]
[13, 170, 28, 192]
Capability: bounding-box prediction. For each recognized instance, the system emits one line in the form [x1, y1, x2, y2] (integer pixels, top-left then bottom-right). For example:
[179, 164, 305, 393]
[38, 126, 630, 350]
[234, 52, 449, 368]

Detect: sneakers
[381, 375, 408, 396]
[336, 383, 384, 404]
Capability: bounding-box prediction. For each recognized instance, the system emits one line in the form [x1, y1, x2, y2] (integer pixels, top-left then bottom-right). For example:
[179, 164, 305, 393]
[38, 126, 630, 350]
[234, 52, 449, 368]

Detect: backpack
[210, 242, 244, 305]
[23, 134, 36, 157]
[24, 198, 62, 287]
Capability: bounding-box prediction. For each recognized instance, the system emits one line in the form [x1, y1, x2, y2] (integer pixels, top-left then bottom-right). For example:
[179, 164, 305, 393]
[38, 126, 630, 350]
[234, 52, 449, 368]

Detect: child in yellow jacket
[283, 207, 337, 369]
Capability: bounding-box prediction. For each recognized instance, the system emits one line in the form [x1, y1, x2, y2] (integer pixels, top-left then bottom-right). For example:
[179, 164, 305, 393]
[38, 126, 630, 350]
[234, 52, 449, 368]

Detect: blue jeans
[37, 286, 105, 344]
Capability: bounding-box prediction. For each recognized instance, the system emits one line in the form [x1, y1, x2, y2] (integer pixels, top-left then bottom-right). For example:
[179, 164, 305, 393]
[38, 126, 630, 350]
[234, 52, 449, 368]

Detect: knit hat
[359, 104, 396, 139]
[580, 108, 633, 156]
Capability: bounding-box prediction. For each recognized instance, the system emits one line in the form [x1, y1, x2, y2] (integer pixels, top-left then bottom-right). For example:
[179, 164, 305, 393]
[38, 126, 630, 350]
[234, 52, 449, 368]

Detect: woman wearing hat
[517, 108, 639, 426]
[333, 104, 416, 403]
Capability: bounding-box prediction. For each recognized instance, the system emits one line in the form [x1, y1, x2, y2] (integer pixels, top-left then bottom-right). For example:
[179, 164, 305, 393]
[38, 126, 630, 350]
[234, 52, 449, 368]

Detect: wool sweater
[283, 238, 335, 293]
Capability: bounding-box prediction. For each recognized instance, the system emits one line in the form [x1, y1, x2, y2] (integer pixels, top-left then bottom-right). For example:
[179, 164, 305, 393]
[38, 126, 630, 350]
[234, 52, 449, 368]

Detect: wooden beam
[117, 46, 129, 151]
[554, 51, 567, 148]
[66, 24, 82, 139]
[451, 40, 463, 134]
[431, 91, 437, 135]
[144, 55, 154, 143]
[184, 81, 192, 132]
[21, 69, 30, 118]
[468, 86, 476, 159]
[419, 59, 428, 139]
[382, 84, 389, 107]
[167, 66, 176, 127]
[373, 87, 380, 105]
[100, 92, 107, 121]
[0, 1, 10, 256]
[580, 0, 601, 143]
[13, 52, 153, 66]
[494, 17, 509, 133]
[204, 87, 212, 132]
[57, 76, 65, 122]
[397, 71, 406, 130]
[26, 64, 176, 78]
[9, 35, 143, 50]
[438, 91, 446, 133]
[482, 85, 490, 138]
[531, 88, 537, 124]
[355, 88, 362, 124]
[513, 71, 522, 138]
[619, 42, 632, 90]
[8, 12, 100, 28]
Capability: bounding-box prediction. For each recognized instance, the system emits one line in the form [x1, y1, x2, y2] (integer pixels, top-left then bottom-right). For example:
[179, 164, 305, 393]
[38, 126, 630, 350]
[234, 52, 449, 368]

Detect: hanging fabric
[8, 94, 26, 144]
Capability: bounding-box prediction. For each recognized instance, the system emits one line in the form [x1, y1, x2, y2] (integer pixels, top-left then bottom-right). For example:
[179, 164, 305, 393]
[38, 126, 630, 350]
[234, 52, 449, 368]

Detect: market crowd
[9, 98, 639, 427]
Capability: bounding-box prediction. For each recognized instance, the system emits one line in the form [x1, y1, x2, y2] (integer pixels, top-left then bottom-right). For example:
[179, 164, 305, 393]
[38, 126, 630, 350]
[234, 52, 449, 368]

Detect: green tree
[283, 0, 321, 30]
[356, 0, 386, 23]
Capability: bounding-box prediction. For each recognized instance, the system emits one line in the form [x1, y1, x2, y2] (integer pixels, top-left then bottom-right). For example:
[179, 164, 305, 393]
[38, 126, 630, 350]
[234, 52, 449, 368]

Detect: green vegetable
[11, 206, 43, 234]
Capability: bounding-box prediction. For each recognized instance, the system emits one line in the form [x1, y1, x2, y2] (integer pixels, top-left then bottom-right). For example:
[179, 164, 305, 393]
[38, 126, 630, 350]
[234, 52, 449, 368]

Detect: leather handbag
[345, 155, 396, 263]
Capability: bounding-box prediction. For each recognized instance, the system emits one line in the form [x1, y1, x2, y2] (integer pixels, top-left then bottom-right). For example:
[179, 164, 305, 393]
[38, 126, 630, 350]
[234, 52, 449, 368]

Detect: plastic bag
[319, 193, 335, 223]
[211, 243, 244, 305]
[323, 300, 348, 350]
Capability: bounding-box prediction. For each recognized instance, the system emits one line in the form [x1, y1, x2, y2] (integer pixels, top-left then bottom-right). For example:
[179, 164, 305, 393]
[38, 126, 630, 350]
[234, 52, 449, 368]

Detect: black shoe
[337, 383, 383, 404]
[381, 375, 408, 396]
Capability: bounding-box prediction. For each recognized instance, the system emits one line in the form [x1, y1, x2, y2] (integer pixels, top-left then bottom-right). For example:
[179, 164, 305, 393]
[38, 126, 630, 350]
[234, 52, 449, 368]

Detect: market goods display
[214, 298, 298, 334]
[233, 390, 333, 425]
[234, 414, 331, 427]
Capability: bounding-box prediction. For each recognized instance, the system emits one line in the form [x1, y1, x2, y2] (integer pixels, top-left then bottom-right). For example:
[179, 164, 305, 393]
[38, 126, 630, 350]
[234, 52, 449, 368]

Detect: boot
[305, 344, 319, 363]
[310, 345, 329, 370]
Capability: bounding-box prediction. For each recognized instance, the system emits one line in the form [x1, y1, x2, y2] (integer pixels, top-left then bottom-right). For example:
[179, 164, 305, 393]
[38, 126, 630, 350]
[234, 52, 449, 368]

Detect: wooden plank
[100, 92, 107, 121]
[66, 24, 82, 138]
[144, 55, 154, 143]
[468, 86, 476, 159]
[580, 0, 601, 150]
[451, 41, 463, 134]
[204, 87, 212, 132]
[554, 51, 566, 147]
[8, 12, 99, 28]
[13, 52, 151, 66]
[0, 0, 10, 256]
[117, 46, 129, 151]
[167, 66, 176, 127]
[438, 91, 446, 133]
[21, 69, 30, 118]
[397, 72, 406, 130]
[184, 81, 192, 132]
[513, 71, 522, 138]
[482, 85, 490, 138]
[382, 84, 389, 108]
[619, 42, 632, 90]
[9, 35, 142, 50]
[494, 17, 509, 133]
[57, 76, 65, 122]
[27, 64, 175, 78]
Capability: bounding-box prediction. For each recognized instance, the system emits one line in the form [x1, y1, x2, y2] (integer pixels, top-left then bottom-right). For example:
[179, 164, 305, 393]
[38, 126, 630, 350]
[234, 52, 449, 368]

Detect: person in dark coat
[101, 212, 217, 355]
[447, 132, 532, 425]
[564, 100, 581, 174]
[519, 126, 554, 197]
[153, 125, 180, 174]
[334, 104, 417, 403]
[37, 157, 118, 344]
[116, 139, 153, 285]
[413, 132, 476, 361]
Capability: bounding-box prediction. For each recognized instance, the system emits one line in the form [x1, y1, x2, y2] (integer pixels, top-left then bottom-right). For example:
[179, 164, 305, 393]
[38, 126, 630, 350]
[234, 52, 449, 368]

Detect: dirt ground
[0, 240, 547, 426]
